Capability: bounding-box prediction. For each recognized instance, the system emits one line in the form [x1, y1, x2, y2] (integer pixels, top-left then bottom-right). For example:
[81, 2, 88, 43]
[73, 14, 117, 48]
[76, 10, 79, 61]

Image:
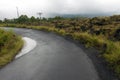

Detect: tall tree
[17, 15, 29, 24]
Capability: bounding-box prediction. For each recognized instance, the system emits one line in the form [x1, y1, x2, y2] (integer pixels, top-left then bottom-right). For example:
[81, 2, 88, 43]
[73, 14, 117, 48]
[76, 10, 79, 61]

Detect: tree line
[1, 14, 120, 40]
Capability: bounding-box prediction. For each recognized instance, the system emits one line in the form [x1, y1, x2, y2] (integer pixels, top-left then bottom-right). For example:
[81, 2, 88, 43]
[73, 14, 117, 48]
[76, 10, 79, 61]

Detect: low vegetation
[0, 29, 23, 67]
[1, 15, 120, 77]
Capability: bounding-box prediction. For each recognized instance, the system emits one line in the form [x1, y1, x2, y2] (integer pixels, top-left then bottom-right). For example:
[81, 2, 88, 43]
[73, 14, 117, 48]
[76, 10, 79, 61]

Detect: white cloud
[0, 0, 120, 19]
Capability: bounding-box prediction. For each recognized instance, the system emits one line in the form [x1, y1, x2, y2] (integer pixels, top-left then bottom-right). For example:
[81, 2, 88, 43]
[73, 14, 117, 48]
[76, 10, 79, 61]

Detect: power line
[16, 7, 19, 18]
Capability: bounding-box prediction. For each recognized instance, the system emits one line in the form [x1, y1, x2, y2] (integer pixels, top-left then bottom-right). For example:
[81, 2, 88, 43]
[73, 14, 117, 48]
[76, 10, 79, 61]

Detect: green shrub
[0, 29, 23, 67]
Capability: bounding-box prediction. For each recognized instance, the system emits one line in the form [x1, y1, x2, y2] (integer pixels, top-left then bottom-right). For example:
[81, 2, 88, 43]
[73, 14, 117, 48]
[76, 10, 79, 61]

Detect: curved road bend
[0, 28, 100, 80]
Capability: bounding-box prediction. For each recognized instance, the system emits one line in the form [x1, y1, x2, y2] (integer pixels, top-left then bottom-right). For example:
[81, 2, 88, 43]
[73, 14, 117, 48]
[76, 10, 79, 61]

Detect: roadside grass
[0, 28, 23, 67]
[104, 41, 120, 76]
[1, 23, 120, 77]
[72, 32, 106, 49]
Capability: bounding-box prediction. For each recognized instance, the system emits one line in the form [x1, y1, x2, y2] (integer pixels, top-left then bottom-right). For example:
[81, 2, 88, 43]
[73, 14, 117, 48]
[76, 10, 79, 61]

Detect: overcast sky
[0, 0, 120, 19]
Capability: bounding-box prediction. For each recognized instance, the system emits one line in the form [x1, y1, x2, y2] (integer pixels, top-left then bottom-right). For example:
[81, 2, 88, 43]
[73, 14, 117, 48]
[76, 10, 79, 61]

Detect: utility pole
[37, 12, 42, 25]
[37, 12, 42, 20]
[16, 7, 19, 18]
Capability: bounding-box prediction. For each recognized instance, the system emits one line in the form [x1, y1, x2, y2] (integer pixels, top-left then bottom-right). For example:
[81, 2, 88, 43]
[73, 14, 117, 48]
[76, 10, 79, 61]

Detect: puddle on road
[15, 37, 37, 59]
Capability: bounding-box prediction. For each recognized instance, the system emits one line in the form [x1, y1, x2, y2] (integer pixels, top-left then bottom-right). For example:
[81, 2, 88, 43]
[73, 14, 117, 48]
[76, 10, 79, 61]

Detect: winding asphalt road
[0, 28, 100, 80]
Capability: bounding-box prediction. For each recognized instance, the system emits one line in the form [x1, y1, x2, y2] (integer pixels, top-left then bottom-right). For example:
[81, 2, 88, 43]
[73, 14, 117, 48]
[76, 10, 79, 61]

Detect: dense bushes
[0, 29, 23, 67]
[2, 15, 120, 41]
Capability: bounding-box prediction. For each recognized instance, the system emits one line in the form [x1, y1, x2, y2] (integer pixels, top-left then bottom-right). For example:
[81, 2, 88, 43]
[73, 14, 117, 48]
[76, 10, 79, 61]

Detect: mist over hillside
[48, 13, 114, 18]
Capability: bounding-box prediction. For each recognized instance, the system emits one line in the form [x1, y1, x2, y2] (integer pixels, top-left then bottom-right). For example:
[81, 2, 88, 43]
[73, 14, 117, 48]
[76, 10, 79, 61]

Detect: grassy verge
[1, 23, 120, 76]
[0, 28, 23, 67]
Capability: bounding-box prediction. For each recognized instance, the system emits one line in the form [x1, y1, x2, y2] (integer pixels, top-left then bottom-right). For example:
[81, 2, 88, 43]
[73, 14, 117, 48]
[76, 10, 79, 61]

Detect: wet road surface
[0, 28, 100, 80]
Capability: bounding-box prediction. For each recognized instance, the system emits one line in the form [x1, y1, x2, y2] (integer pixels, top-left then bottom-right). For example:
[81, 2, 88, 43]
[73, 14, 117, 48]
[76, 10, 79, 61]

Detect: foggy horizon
[0, 0, 120, 19]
